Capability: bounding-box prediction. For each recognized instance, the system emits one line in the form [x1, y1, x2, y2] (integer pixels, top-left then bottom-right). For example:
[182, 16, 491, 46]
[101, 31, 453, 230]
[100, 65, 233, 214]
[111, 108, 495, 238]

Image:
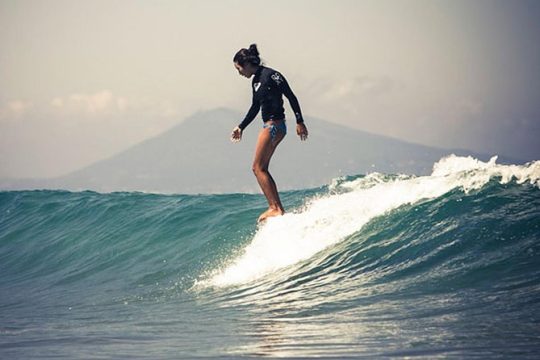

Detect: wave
[202, 155, 539, 288]
[1, 155, 538, 299]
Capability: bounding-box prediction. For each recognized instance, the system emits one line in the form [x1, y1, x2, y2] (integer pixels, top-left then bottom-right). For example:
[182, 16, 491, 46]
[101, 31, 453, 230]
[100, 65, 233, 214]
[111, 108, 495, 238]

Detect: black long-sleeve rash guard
[238, 65, 304, 131]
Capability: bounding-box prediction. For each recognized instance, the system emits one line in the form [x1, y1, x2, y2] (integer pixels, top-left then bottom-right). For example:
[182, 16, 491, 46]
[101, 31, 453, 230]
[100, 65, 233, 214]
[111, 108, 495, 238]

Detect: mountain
[0, 108, 516, 194]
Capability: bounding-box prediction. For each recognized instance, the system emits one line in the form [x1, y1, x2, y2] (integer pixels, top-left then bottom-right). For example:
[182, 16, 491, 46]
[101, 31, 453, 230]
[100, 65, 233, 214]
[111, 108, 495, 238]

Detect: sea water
[1, 155, 539, 358]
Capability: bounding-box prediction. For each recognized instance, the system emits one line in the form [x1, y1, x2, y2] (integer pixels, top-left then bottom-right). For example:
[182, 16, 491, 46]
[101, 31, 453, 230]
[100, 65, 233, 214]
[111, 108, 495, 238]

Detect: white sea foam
[208, 155, 540, 287]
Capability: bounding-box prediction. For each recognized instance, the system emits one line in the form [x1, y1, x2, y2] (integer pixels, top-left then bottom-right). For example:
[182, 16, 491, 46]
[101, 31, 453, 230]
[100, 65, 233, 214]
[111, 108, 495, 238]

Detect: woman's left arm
[277, 73, 308, 141]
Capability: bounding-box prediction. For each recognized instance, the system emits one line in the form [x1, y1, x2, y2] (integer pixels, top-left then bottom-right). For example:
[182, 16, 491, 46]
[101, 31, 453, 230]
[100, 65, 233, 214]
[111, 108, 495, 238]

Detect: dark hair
[233, 43, 261, 66]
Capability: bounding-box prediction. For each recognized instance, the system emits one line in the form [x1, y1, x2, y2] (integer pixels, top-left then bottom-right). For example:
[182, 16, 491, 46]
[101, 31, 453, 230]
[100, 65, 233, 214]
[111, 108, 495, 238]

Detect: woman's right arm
[231, 95, 260, 142]
[238, 95, 260, 131]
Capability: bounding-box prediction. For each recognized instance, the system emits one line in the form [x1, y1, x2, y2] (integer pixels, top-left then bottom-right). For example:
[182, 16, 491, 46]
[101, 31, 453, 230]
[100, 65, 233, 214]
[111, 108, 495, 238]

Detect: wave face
[1, 155, 539, 358]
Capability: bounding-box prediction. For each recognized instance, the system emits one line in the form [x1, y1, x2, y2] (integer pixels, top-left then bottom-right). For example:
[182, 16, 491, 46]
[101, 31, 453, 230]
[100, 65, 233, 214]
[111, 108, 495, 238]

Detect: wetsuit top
[238, 65, 304, 131]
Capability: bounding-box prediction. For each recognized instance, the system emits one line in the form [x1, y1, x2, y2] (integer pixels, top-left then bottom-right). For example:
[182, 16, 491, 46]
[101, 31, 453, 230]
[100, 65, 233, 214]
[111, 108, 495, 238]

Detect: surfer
[231, 44, 308, 223]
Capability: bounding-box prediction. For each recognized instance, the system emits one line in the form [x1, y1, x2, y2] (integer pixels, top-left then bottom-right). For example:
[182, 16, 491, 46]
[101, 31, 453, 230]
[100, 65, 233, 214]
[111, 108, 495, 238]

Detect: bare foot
[257, 207, 284, 223]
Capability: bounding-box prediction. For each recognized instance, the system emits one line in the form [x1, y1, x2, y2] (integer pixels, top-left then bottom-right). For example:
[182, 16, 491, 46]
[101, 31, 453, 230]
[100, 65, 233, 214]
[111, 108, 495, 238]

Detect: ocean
[1, 155, 539, 359]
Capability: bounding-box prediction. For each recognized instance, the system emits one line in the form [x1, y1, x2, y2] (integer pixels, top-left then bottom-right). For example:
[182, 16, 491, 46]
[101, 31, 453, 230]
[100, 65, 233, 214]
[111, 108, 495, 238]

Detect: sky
[1, 0, 539, 178]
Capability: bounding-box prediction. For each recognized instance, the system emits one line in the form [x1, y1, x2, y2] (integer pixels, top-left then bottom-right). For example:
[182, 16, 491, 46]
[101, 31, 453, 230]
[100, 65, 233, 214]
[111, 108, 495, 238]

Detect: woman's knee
[252, 163, 268, 176]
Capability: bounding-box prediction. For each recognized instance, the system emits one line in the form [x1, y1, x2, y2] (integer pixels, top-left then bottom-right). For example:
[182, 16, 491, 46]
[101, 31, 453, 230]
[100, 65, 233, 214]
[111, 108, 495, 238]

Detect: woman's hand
[296, 123, 308, 141]
[230, 126, 242, 143]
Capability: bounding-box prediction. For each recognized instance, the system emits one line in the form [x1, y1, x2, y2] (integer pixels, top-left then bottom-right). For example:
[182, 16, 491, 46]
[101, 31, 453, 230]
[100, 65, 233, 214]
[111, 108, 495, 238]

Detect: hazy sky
[1, 0, 539, 178]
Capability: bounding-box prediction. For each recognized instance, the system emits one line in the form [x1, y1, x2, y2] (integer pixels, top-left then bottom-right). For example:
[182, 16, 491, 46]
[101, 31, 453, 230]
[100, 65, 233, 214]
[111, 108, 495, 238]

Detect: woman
[231, 44, 308, 223]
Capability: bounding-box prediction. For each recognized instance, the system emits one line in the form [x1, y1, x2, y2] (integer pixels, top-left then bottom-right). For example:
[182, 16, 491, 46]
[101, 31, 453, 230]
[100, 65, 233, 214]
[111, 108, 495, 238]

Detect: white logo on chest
[254, 82, 261, 92]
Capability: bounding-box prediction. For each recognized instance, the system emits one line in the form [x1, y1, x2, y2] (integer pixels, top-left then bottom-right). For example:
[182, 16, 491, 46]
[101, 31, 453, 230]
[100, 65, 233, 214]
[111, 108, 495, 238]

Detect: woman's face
[234, 62, 255, 78]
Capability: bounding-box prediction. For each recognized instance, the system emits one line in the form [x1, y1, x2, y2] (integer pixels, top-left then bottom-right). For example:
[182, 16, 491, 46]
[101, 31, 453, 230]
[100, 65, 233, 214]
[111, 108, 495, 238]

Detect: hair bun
[233, 44, 262, 66]
[248, 44, 259, 56]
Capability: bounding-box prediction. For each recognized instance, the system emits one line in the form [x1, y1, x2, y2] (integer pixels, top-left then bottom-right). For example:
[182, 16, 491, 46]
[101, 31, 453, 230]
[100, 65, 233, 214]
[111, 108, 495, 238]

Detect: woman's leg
[252, 124, 286, 221]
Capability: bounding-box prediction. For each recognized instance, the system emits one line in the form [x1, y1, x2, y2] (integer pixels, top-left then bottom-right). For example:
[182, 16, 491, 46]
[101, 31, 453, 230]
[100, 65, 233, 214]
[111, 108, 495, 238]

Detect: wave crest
[204, 155, 539, 287]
